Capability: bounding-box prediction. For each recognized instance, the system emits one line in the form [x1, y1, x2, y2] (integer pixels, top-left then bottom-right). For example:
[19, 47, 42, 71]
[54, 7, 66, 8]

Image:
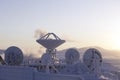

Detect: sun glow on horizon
[111, 33, 120, 50]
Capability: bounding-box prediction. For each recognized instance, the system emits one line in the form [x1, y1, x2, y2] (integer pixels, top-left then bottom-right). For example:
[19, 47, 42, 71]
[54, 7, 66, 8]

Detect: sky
[0, 0, 120, 55]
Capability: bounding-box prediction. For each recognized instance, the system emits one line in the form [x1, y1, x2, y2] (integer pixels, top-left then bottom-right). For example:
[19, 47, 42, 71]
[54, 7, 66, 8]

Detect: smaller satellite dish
[5, 46, 23, 65]
[65, 48, 80, 64]
[40, 53, 53, 65]
[83, 48, 102, 72]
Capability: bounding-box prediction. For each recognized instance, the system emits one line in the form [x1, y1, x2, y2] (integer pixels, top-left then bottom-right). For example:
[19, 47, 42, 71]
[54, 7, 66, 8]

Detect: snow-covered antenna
[5, 46, 23, 65]
[83, 48, 102, 74]
[36, 33, 65, 60]
[65, 48, 80, 64]
[36, 33, 65, 73]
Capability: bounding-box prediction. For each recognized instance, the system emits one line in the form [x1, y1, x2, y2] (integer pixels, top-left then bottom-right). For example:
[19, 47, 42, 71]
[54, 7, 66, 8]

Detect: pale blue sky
[0, 0, 120, 53]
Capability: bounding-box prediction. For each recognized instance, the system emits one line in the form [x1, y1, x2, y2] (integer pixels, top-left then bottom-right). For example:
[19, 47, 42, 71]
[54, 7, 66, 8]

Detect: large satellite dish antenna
[65, 48, 80, 64]
[5, 46, 23, 65]
[36, 33, 65, 63]
[36, 33, 65, 73]
[83, 48, 102, 73]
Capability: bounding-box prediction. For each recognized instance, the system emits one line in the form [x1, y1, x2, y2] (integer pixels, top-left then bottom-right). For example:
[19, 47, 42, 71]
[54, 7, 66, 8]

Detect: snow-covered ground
[1, 47, 120, 80]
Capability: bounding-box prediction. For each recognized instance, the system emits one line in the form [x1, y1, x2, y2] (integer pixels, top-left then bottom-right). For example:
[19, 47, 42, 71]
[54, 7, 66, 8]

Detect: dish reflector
[36, 33, 65, 49]
[83, 48, 102, 71]
[65, 48, 80, 64]
[5, 46, 23, 65]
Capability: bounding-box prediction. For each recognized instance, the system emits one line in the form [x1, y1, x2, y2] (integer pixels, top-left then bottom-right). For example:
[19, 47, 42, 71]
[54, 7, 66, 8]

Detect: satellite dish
[40, 53, 53, 65]
[65, 48, 80, 64]
[5, 46, 23, 65]
[83, 48, 102, 72]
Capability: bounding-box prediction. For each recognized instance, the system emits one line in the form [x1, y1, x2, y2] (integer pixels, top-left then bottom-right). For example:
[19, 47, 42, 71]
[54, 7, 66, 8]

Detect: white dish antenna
[65, 48, 80, 64]
[36, 33, 65, 73]
[36, 33, 65, 49]
[5, 46, 23, 65]
[83, 48, 102, 72]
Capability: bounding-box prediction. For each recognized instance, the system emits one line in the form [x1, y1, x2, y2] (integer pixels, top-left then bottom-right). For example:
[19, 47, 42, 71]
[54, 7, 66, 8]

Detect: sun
[111, 34, 120, 50]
